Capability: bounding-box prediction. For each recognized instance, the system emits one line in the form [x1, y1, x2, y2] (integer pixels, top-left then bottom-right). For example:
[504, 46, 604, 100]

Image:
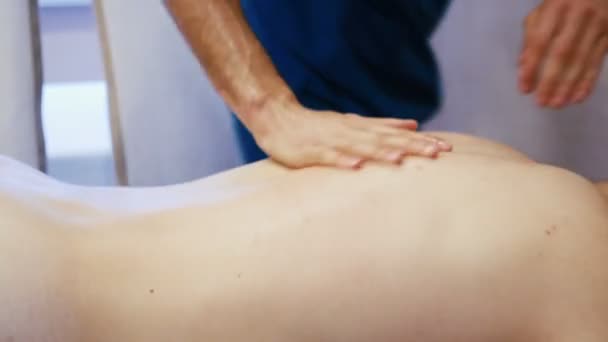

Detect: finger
[520, 9, 540, 67]
[336, 133, 433, 164]
[422, 133, 453, 152]
[345, 114, 419, 130]
[374, 148, 408, 165]
[536, 8, 584, 107]
[379, 131, 441, 158]
[520, 3, 563, 93]
[554, 14, 601, 105]
[550, 10, 601, 108]
[362, 124, 450, 151]
[337, 139, 397, 164]
[379, 134, 440, 158]
[574, 34, 608, 102]
[374, 118, 419, 130]
[318, 148, 364, 169]
[401, 131, 452, 152]
[346, 126, 442, 159]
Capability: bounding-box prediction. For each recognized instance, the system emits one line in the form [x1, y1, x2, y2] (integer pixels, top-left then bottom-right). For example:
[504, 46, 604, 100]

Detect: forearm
[164, 0, 297, 127]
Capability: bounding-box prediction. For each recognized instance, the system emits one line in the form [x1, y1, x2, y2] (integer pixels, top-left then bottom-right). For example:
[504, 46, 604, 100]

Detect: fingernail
[574, 92, 585, 102]
[551, 97, 565, 107]
[386, 151, 403, 163]
[437, 141, 452, 151]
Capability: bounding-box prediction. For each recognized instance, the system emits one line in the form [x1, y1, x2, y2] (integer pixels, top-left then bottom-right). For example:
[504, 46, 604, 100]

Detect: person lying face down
[1, 132, 607, 342]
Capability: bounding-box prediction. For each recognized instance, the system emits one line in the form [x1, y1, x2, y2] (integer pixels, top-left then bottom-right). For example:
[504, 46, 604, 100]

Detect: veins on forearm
[168, 0, 291, 116]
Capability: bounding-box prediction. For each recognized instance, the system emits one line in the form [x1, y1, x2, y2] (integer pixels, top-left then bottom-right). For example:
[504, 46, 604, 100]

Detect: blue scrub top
[241, 0, 451, 122]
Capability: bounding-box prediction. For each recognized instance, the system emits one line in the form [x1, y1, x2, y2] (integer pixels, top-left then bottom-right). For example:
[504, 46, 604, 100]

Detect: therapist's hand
[247, 102, 452, 169]
[519, 0, 608, 108]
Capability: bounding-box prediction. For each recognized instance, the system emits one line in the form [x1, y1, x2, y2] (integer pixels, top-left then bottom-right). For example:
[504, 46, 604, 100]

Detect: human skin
[163, 0, 450, 168]
[520, 0, 608, 108]
[1, 132, 608, 341]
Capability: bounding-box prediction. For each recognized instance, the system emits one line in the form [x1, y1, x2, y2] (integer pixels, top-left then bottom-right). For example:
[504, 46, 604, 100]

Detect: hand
[247, 102, 452, 169]
[519, 0, 608, 108]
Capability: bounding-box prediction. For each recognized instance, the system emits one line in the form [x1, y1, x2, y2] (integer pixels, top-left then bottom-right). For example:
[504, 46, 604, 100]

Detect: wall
[39, 3, 116, 185]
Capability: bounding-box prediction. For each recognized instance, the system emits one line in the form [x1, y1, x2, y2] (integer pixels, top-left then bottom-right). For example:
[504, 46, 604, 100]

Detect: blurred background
[20, 0, 240, 187]
[3, 0, 608, 188]
[40, 0, 115, 185]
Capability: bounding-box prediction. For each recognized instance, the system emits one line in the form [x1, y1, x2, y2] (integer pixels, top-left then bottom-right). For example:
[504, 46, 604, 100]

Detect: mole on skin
[545, 225, 558, 236]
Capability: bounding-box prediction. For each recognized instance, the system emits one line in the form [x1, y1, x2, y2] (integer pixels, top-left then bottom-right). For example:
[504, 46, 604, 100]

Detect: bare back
[1, 133, 607, 342]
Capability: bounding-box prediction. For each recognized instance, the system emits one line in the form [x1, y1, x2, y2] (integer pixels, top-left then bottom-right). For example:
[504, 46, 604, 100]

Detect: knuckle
[362, 144, 384, 159]
[553, 44, 572, 60]
[556, 0, 570, 10]
[538, 72, 559, 88]
[377, 137, 399, 151]
[404, 137, 426, 151]
[527, 31, 543, 46]
[569, 53, 586, 66]
[375, 133, 392, 146]
[547, 64, 564, 78]
[536, 27, 554, 41]
[581, 4, 595, 17]
[334, 139, 354, 151]
[568, 65, 584, 80]
[540, 78, 559, 92]
[596, 5, 608, 23]
[389, 134, 412, 148]
[327, 126, 345, 141]
[597, 13, 608, 28]
[344, 142, 366, 156]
